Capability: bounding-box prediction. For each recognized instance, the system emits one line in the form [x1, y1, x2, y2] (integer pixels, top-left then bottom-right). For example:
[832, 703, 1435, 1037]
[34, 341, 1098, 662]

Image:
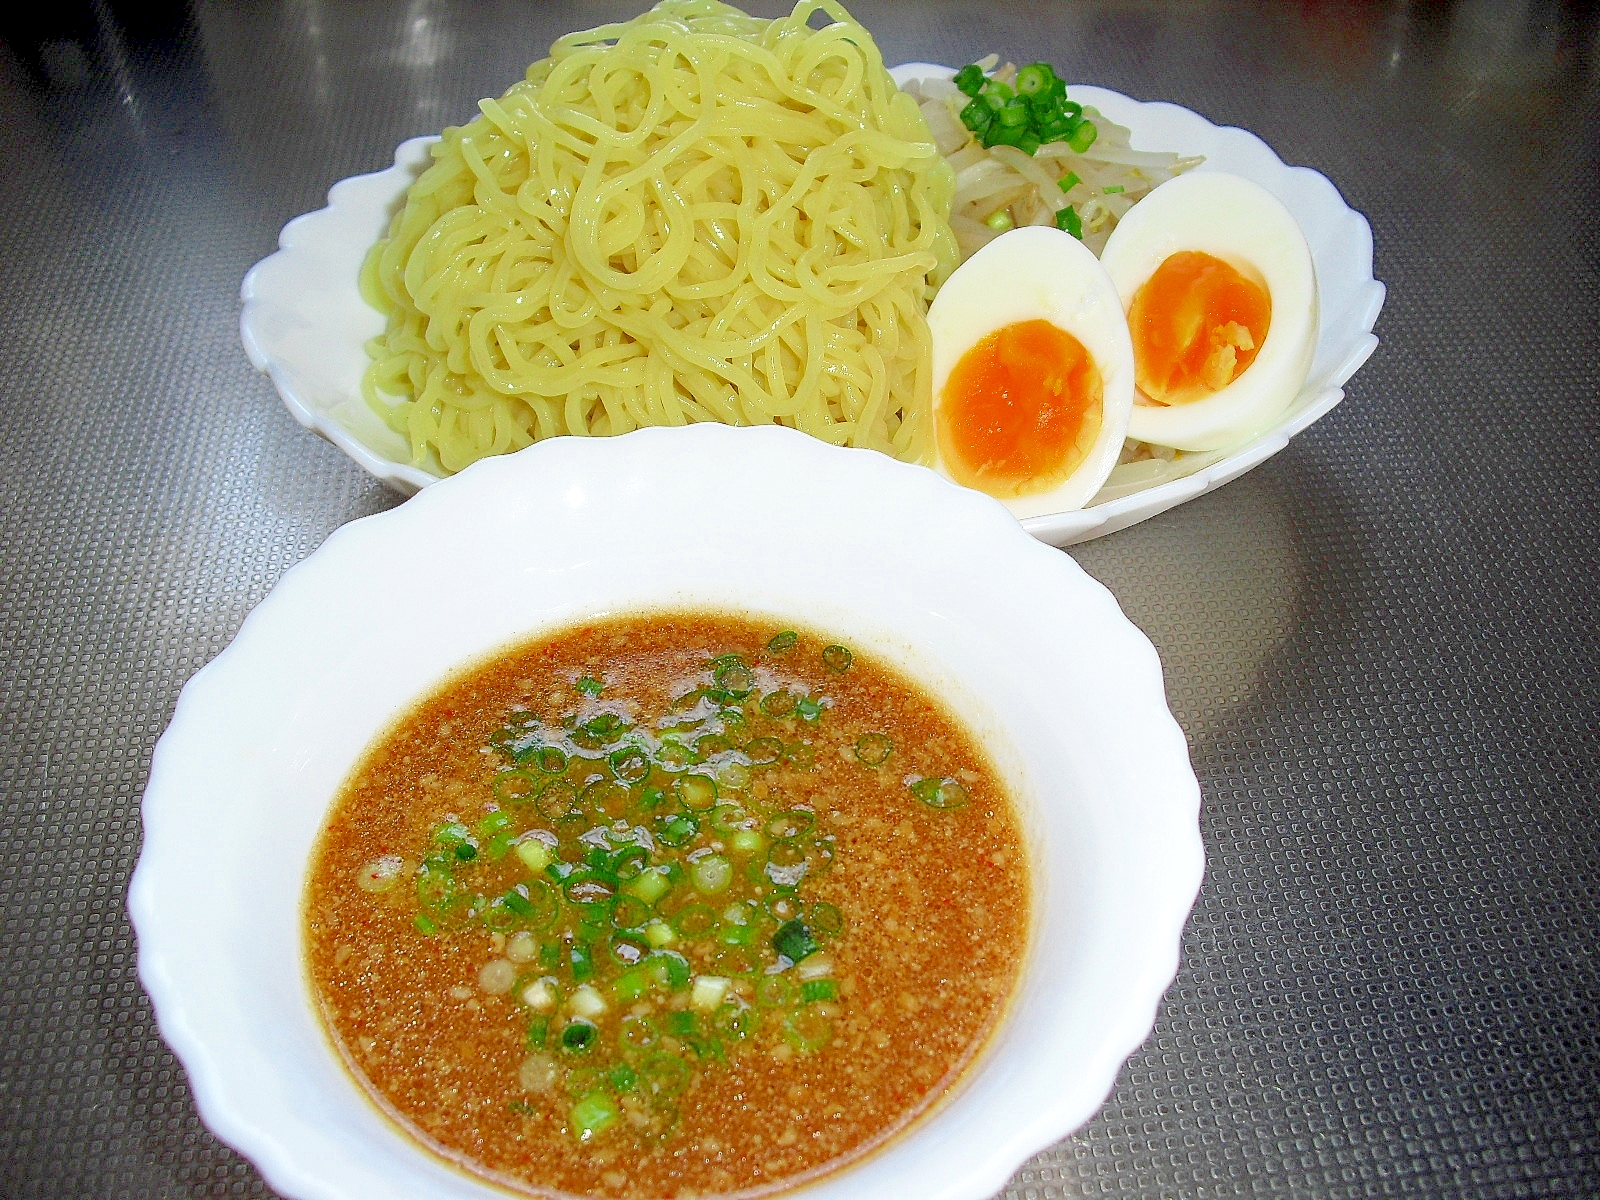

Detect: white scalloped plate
[131, 424, 1202, 1200]
[239, 66, 1383, 545]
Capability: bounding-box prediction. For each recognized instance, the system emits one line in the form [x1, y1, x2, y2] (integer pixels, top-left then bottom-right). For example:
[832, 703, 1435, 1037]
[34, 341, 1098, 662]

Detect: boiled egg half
[927, 225, 1134, 518]
[1098, 170, 1318, 452]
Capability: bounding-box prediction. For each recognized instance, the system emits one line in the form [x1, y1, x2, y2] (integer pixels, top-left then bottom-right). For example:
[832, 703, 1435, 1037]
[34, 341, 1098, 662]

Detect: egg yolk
[1128, 250, 1271, 405]
[938, 318, 1103, 497]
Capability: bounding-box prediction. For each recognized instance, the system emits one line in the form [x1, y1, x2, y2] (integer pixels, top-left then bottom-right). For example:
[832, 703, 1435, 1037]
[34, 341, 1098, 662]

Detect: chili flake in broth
[304, 612, 1029, 1199]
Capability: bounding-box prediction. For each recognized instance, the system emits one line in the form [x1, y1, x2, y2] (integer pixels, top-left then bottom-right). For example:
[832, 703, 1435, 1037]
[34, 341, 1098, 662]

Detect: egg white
[927, 226, 1135, 519]
[1099, 171, 1319, 453]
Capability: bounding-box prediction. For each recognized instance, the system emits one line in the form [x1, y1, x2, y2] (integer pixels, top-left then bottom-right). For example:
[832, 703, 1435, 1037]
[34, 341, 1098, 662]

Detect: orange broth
[304, 612, 1029, 1199]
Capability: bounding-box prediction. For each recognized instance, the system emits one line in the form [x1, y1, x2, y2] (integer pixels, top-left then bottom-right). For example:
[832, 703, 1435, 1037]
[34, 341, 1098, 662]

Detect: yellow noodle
[360, 0, 956, 474]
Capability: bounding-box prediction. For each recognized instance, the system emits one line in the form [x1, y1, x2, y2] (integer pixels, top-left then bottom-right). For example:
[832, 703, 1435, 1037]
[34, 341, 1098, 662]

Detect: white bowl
[239, 67, 1381, 546]
[130, 424, 1202, 1200]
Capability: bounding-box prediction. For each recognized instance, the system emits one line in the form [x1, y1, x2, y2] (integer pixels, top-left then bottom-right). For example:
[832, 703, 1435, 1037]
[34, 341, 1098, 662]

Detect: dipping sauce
[305, 612, 1029, 1199]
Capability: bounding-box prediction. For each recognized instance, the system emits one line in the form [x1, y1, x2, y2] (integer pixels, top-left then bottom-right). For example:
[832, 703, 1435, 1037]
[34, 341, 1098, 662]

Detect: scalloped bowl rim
[131, 424, 1202, 1200]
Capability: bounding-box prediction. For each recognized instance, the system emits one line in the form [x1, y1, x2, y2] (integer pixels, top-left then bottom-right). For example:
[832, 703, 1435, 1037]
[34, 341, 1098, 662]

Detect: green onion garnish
[1057, 171, 1080, 192]
[909, 776, 972, 810]
[773, 918, 820, 963]
[854, 732, 893, 766]
[1015, 62, 1054, 96]
[561, 1019, 598, 1052]
[953, 59, 1097, 157]
[1055, 205, 1083, 239]
[1103, 184, 1124, 194]
[801, 979, 839, 1003]
[493, 771, 540, 803]
[985, 210, 1014, 232]
[820, 644, 853, 673]
[575, 676, 603, 698]
[569, 1090, 618, 1140]
[952, 63, 986, 96]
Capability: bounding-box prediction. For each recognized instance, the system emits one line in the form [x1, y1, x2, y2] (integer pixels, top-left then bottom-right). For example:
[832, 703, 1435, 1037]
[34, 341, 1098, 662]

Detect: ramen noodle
[360, 0, 958, 474]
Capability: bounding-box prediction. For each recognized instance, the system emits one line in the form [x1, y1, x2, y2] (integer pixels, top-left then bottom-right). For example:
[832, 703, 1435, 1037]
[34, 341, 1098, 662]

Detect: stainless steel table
[2, 1, 1596, 1197]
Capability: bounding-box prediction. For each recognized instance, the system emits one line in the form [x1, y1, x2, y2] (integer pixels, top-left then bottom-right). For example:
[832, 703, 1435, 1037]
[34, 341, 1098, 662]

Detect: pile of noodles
[360, 0, 958, 474]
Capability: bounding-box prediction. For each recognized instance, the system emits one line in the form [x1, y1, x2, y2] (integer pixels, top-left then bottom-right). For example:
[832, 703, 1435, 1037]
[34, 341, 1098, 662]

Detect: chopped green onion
[486, 830, 517, 861]
[1016, 133, 1042, 155]
[1015, 62, 1054, 96]
[854, 733, 893, 766]
[413, 913, 438, 936]
[759, 689, 797, 719]
[608, 1063, 638, 1093]
[526, 1014, 550, 1049]
[619, 1014, 658, 1051]
[959, 97, 992, 134]
[693, 732, 733, 759]
[1067, 120, 1097, 152]
[794, 696, 824, 722]
[810, 901, 845, 936]
[643, 919, 676, 948]
[642, 1053, 690, 1095]
[569, 1090, 618, 1140]
[1057, 171, 1080, 192]
[952, 63, 986, 96]
[655, 740, 696, 773]
[477, 812, 513, 840]
[820, 644, 853, 673]
[665, 1010, 697, 1037]
[765, 810, 816, 840]
[654, 812, 699, 847]
[985, 209, 1014, 232]
[561, 1019, 598, 1053]
[1055, 205, 1083, 239]
[493, 770, 541, 804]
[773, 918, 820, 963]
[691, 854, 733, 895]
[611, 894, 651, 931]
[713, 658, 755, 697]
[671, 903, 718, 938]
[766, 630, 798, 653]
[802, 979, 839, 1003]
[910, 776, 972, 810]
[744, 735, 783, 765]
[610, 966, 651, 1004]
[646, 949, 692, 991]
[713, 999, 760, 1039]
[413, 864, 459, 911]
[575, 676, 604, 698]
[1103, 184, 1124, 194]
[479, 812, 515, 841]
[728, 828, 767, 856]
[621, 865, 671, 905]
[755, 974, 794, 1007]
[570, 944, 595, 982]
[528, 745, 568, 774]
[608, 745, 650, 783]
[996, 97, 1029, 128]
[535, 781, 581, 823]
[783, 1007, 834, 1053]
[673, 774, 718, 812]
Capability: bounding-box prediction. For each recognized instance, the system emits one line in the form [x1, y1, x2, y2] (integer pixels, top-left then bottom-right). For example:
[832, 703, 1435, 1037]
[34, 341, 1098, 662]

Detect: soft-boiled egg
[1098, 170, 1318, 452]
[927, 225, 1134, 518]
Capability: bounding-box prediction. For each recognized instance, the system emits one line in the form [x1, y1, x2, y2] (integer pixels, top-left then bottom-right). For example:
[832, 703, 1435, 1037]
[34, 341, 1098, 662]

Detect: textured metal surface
[1, 1, 1596, 1198]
